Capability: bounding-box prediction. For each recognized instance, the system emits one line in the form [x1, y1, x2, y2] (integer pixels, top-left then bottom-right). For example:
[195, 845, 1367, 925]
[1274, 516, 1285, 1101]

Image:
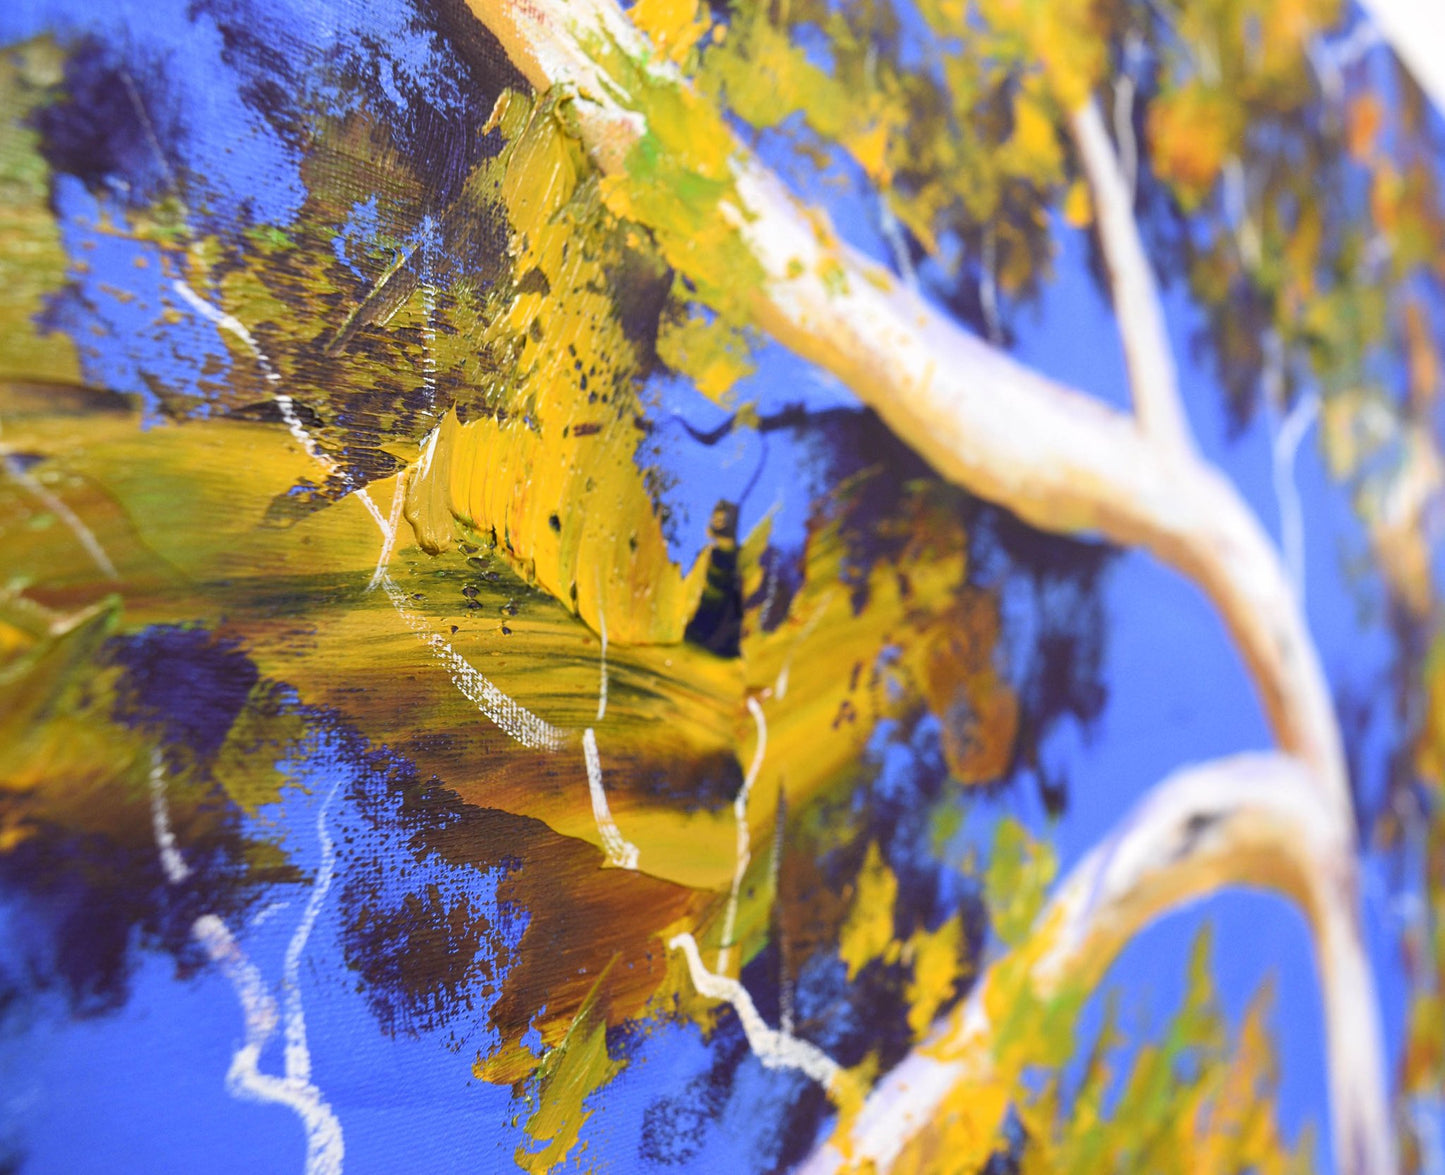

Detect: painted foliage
[0, 0, 1442, 1173]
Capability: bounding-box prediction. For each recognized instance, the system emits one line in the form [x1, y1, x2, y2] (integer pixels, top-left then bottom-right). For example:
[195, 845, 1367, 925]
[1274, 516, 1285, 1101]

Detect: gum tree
[1, 0, 1443, 1172]
[464, 0, 1445, 1171]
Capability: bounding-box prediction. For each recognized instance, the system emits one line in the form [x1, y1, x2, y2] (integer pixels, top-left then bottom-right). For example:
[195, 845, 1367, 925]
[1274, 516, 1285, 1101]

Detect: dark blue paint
[0, 1, 1426, 1171]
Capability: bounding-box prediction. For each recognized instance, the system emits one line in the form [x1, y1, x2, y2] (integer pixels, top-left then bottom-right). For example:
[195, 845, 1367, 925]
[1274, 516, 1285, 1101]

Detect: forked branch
[1067, 98, 1191, 454]
[468, 0, 1346, 817]
[461, 2, 1389, 1170]
[800, 753, 1389, 1174]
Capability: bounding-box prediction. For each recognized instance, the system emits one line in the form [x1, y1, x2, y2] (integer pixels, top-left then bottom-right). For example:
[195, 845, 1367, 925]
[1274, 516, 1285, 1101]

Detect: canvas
[0, 0, 1443, 1172]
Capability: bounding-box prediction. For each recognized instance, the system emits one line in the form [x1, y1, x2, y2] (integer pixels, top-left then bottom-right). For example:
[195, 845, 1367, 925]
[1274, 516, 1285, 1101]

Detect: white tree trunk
[461, 1, 1393, 1170]
[1360, 0, 1445, 115]
[1068, 98, 1191, 453]
[801, 754, 1391, 1174]
[471, 0, 1346, 815]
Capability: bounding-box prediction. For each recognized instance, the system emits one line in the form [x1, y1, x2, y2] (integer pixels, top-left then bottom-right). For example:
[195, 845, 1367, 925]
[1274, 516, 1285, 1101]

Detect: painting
[1, 0, 1443, 1171]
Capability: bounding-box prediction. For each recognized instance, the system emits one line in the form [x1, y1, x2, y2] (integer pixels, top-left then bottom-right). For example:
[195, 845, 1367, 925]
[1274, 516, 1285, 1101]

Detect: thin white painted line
[148, 746, 191, 885]
[364, 477, 407, 592]
[669, 931, 839, 1087]
[775, 590, 833, 702]
[718, 695, 766, 974]
[2, 452, 119, 580]
[149, 752, 344, 1174]
[193, 914, 345, 1175]
[172, 279, 337, 474]
[379, 571, 567, 751]
[187, 272, 567, 759]
[583, 727, 638, 869]
[282, 774, 342, 1085]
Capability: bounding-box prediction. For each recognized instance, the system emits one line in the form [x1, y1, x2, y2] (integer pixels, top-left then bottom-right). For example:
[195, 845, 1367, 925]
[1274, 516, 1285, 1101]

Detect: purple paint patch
[109, 625, 259, 759]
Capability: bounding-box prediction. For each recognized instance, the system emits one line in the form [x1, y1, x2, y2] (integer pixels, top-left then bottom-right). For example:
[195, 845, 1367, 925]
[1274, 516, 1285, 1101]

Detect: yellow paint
[514, 967, 622, 1173]
[891, 1077, 1011, 1175]
[210, 687, 311, 814]
[557, 803, 739, 891]
[839, 842, 900, 980]
[1008, 929, 1310, 1175]
[846, 120, 893, 185]
[1007, 88, 1063, 181]
[656, 300, 756, 402]
[0, 33, 1036, 1124]
[696, 4, 905, 188]
[1418, 636, 1445, 789]
[984, 816, 1057, 947]
[903, 916, 966, 1038]
[1062, 177, 1092, 228]
[1147, 83, 1242, 211]
[630, 0, 711, 65]
[400, 93, 711, 645]
[974, 0, 1104, 109]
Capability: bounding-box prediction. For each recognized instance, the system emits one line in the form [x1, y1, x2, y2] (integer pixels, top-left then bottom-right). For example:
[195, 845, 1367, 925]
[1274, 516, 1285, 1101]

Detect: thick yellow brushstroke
[514, 964, 623, 1173]
[629, 0, 712, 64]
[839, 841, 901, 980]
[904, 915, 967, 1038]
[403, 92, 709, 645]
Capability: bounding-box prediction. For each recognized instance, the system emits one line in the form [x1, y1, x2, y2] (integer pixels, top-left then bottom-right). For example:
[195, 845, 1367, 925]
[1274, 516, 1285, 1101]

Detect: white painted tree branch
[801, 753, 1392, 1175]
[1357, 0, 1445, 115]
[0, 444, 119, 580]
[148, 750, 344, 1175]
[468, 0, 1347, 813]
[1068, 98, 1191, 453]
[668, 930, 842, 1088]
[718, 695, 767, 974]
[461, 5, 1387, 1172]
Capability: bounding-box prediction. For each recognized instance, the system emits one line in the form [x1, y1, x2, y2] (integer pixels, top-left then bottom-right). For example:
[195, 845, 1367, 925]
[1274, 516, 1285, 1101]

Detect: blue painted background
[0, 0, 1429, 1171]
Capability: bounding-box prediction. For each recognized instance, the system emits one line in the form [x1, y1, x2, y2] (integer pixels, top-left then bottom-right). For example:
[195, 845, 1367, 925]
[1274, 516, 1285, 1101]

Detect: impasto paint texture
[1, 0, 1443, 1172]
